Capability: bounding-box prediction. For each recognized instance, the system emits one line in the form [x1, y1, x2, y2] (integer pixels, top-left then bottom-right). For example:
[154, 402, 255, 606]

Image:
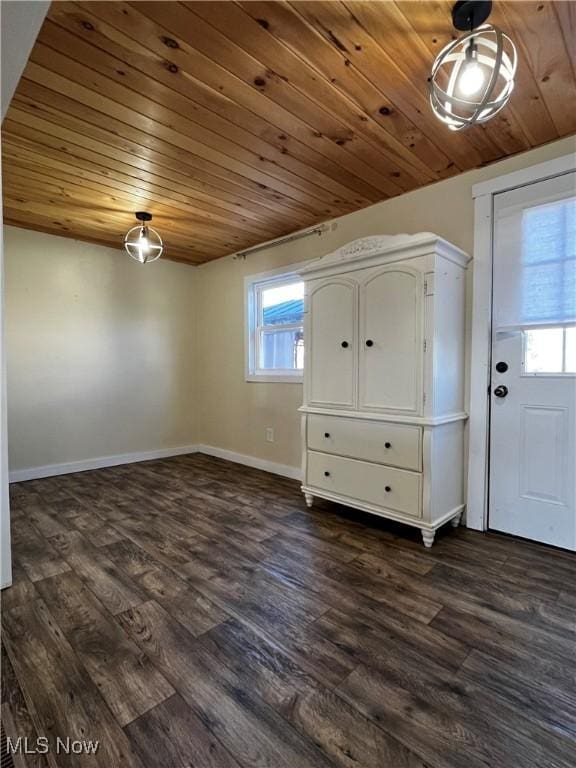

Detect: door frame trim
[466, 153, 576, 531]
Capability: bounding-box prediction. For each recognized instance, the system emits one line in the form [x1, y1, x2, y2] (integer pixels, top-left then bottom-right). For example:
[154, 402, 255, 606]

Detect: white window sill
[246, 374, 303, 384]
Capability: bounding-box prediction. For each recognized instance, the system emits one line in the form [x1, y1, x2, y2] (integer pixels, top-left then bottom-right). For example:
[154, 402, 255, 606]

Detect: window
[246, 269, 305, 382]
[523, 326, 576, 374]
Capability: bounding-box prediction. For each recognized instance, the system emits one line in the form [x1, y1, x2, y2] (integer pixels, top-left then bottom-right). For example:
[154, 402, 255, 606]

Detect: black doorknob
[324, 471, 331, 477]
[384, 442, 391, 449]
[365, 339, 374, 347]
[385, 486, 391, 492]
[341, 341, 349, 348]
[324, 432, 330, 438]
[494, 385, 508, 398]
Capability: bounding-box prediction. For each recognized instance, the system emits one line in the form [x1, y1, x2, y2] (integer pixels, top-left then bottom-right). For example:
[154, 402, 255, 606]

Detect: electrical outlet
[265, 427, 274, 443]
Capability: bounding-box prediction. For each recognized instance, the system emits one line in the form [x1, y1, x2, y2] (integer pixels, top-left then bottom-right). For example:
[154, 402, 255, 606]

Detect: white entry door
[489, 172, 576, 550]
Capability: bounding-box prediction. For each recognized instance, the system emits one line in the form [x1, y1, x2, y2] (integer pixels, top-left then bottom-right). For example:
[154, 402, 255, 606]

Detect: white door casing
[489, 172, 576, 549]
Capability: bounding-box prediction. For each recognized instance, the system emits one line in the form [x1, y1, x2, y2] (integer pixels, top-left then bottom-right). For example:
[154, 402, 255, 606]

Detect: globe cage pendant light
[429, 1, 517, 131]
[124, 212, 163, 264]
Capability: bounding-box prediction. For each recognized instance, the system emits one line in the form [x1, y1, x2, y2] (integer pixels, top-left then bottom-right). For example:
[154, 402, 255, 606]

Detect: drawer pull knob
[384, 442, 391, 449]
[324, 471, 331, 477]
[365, 339, 374, 347]
[341, 341, 349, 348]
[385, 486, 391, 492]
[324, 432, 331, 438]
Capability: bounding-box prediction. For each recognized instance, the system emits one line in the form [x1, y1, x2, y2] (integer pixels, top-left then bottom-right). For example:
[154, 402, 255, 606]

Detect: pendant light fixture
[124, 212, 163, 264]
[429, 1, 517, 131]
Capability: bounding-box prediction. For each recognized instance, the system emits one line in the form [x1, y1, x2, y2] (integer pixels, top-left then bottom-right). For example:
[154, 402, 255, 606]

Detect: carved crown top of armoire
[298, 233, 470, 547]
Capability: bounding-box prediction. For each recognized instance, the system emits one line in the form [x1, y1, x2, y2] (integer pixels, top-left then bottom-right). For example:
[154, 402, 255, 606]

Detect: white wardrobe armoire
[299, 233, 470, 547]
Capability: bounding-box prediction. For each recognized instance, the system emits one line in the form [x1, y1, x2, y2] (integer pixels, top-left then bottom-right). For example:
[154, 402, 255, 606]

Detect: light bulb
[138, 229, 150, 262]
[458, 60, 486, 96]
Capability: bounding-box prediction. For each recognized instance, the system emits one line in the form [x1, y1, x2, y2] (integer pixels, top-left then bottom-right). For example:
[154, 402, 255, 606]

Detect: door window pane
[524, 326, 576, 374]
[520, 198, 576, 326]
[565, 327, 576, 373]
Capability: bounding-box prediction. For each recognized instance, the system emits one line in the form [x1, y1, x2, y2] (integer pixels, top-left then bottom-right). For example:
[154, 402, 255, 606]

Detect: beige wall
[196, 136, 576, 471]
[5, 227, 198, 472]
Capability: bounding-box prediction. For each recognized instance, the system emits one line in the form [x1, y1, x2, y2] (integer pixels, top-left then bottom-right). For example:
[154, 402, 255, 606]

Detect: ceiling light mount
[124, 211, 163, 264]
[452, 0, 492, 31]
[429, 1, 517, 131]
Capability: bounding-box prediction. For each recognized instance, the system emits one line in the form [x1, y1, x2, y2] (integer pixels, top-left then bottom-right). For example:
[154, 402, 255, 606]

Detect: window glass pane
[565, 327, 576, 373]
[259, 328, 303, 370]
[261, 281, 304, 326]
[524, 328, 563, 373]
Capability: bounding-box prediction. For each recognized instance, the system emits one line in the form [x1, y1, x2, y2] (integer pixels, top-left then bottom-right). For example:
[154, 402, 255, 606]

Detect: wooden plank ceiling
[2, 1, 575, 265]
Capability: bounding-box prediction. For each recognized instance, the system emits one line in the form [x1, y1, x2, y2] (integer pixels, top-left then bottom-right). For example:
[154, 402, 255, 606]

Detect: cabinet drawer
[307, 414, 421, 471]
[307, 451, 422, 519]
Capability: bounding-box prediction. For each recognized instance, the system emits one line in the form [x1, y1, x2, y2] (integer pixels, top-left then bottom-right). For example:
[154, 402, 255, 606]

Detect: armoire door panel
[359, 267, 423, 414]
[307, 279, 357, 408]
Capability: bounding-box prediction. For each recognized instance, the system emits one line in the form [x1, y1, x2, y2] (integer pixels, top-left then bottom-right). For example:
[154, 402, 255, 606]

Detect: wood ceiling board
[28, 42, 354, 212]
[2, 172, 263, 254]
[2, 1, 574, 265]
[180, 1, 434, 186]
[81, 0, 419, 193]
[42, 13, 388, 207]
[5, 105, 283, 241]
[239, 1, 452, 178]
[52, 2, 413, 199]
[12, 79, 318, 225]
[2, 126, 269, 253]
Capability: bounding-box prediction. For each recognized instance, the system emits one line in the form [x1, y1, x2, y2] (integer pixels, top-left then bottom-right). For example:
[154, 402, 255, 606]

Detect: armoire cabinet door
[359, 267, 423, 414]
[307, 278, 356, 408]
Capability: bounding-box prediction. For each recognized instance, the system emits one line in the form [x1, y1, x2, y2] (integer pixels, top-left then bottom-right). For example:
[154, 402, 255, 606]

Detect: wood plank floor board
[124, 694, 243, 768]
[430, 606, 576, 699]
[338, 653, 576, 768]
[457, 649, 576, 742]
[0, 560, 38, 611]
[314, 606, 469, 676]
[49, 530, 147, 615]
[2, 599, 145, 767]
[10, 518, 71, 583]
[4, 454, 575, 767]
[351, 552, 576, 646]
[118, 600, 338, 768]
[134, 564, 230, 638]
[34, 571, 175, 726]
[1, 644, 50, 768]
[99, 538, 164, 578]
[23, 504, 70, 538]
[199, 617, 427, 768]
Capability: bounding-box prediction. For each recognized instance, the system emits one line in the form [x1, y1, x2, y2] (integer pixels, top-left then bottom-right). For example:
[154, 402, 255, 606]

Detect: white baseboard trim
[9, 444, 200, 483]
[197, 444, 302, 481]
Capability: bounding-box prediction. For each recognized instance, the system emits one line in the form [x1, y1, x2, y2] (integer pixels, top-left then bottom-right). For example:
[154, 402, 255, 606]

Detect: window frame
[245, 262, 310, 383]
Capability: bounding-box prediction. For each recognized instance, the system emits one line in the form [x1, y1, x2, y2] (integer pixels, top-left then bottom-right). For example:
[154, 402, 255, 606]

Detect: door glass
[566, 327, 576, 372]
[523, 326, 576, 374]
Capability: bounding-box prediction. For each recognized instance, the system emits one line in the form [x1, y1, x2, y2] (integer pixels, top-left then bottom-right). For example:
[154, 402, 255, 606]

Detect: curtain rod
[233, 224, 328, 260]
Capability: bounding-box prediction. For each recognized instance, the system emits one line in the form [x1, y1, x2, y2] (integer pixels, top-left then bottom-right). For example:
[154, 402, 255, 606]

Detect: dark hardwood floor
[2, 453, 575, 768]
